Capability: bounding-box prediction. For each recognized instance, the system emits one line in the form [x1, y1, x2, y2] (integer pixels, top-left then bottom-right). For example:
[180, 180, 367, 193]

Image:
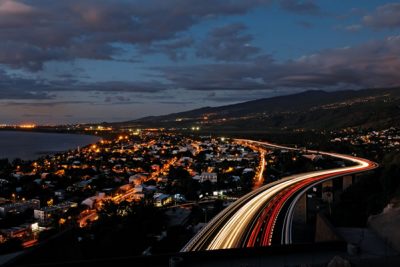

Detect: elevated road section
[182, 139, 378, 251]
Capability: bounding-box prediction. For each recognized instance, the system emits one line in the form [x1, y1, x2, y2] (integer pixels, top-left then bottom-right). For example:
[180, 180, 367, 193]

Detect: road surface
[182, 139, 378, 251]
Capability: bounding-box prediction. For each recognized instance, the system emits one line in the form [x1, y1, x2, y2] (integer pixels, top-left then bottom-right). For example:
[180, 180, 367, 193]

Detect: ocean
[0, 131, 100, 161]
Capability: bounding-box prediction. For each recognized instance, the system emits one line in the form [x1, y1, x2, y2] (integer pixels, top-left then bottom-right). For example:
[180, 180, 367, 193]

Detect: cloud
[2, 101, 92, 107]
[0, 68, 168, 100]
[2, 32, 400, 102]
[0, 69, 53, 99]
[363, 3, 400, 29]
[103, 95, 144, 104]
[22, 113, 52, 118]
[156, 63, 268, 91]
[280, 0, 320, 15]
[344, 24, 362, 32]
[78, 81, 167, 93]
[139, 36, 194, 61]
[157, 101, 193, 105]
[157, 36, 400, 92]
[196, 23, 261, 61]
[0, 0, 272, 70]
[0, 0, 34, 15]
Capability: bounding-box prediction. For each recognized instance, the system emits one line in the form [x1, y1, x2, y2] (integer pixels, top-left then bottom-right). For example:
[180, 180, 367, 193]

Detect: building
[200, 172, 218, 183]
[34, 201, 77, 225]
[0, 223, 32, 239]
[54, 190, 66, 200]
[129, 174, 147, 185]
[153, 193, 172, 207]
[242, 168, 254, 174]
[0, 199, 40, 217]
[81, 193, 105, 209]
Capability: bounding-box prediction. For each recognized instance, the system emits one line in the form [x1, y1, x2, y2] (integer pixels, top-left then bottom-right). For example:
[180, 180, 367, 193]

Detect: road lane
[182, 139, 377, 252]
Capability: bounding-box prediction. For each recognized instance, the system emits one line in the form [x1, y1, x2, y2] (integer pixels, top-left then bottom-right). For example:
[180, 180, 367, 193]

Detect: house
[81, 192, 106, 209]
[34, 201, 77, 225]
[200, 172, 218, 183]
[54, 190, 66, 200]
[153, 193, 172, 207]
[0, 199, 40, 217]
[242, 168, 254, 174]
[1, 223, 32, 239]
[129, 174, 146, 185]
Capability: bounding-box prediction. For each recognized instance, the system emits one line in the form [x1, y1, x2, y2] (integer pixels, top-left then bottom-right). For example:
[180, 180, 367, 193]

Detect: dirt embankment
[368, 198, 400, 252]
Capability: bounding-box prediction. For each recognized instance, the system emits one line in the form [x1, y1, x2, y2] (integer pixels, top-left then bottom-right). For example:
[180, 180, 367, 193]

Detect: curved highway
[182, 139, 378, 252]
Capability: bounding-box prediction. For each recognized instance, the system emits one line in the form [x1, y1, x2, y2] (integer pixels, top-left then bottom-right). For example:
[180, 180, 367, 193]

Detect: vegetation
[119, 87, 400, 131]
[75, 199, 167, 259]
[328, 148, 400, 227]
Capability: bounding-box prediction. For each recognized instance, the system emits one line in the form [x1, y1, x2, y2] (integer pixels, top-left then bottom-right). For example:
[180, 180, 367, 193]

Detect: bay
[0, 131, 100, 161]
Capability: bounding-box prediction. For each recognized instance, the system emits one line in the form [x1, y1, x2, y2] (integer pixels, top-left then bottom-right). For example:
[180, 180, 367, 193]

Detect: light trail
[182, 139, 378, 252]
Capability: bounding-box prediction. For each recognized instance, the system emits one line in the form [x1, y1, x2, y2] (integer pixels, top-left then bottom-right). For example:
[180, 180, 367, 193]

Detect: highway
[181, 139, 378, 252]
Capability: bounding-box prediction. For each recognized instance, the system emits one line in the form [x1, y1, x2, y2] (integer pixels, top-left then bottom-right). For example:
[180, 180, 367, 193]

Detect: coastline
[0, 131, 101, 161]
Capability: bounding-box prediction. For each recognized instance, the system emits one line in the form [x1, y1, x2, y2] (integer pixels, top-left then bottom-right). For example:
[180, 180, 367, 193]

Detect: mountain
[119, 87, 400, 131]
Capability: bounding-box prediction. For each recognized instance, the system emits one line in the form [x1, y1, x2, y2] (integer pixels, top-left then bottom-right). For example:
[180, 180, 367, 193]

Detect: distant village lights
[19, 124, 36, 129]
[84, 125, 113, 131]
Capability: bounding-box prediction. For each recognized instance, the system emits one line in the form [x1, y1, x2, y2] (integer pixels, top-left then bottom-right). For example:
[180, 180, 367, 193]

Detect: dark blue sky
[0, 0, 399, 124]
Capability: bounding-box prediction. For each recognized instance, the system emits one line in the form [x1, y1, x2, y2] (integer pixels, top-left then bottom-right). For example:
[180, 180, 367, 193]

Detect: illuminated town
[1, 0, 400, 266]
[0, 127, 357, 256]
[0, 130, 262, 250]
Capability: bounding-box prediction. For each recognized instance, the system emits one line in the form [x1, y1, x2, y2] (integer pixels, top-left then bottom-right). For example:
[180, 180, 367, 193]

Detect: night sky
[0, 0, 399, 124]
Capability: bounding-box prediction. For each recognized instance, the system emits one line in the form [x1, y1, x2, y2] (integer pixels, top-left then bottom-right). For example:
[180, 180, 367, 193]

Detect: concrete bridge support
[342, 175, 353, 191]
[322, 180, 333, 203]
[293, 193, 307, 224]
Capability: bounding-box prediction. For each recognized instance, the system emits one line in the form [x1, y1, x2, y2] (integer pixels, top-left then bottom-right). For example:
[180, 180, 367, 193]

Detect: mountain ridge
[118, 87, 400, 130]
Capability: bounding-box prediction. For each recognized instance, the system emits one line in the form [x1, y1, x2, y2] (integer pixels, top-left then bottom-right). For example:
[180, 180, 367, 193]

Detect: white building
[200, 172, 218, 183]
[34, 201, 77, 224]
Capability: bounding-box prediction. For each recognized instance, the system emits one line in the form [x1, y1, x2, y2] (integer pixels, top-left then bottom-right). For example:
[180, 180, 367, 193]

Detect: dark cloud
[280, 0, 320, 15]
[3, 101, 92, 107]
[0, 0, 397, 110]
[363, 3, 400, 29]
[0, 42, 65, 71]
[79, 81, 167, 93]
[0, 68, 167, 100]
[0, 90, 52, 100]
[0, 69, 54, 99]
[103, 95, 143, 105]
[0, 0, 271, 70]
[157, 36, 400, 91]
[196, 23, 261, 61]
[156, 62, 269, 91]
[139, 36, 194, 61]
[22, 113, 52, 118]
[157, 101, 193, 105]
[104, 95, 131, 103]
[2, 31, 399, 102]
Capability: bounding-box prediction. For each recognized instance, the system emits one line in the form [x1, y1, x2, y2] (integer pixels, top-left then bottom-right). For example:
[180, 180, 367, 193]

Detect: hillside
[119, 88, 400, 131]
